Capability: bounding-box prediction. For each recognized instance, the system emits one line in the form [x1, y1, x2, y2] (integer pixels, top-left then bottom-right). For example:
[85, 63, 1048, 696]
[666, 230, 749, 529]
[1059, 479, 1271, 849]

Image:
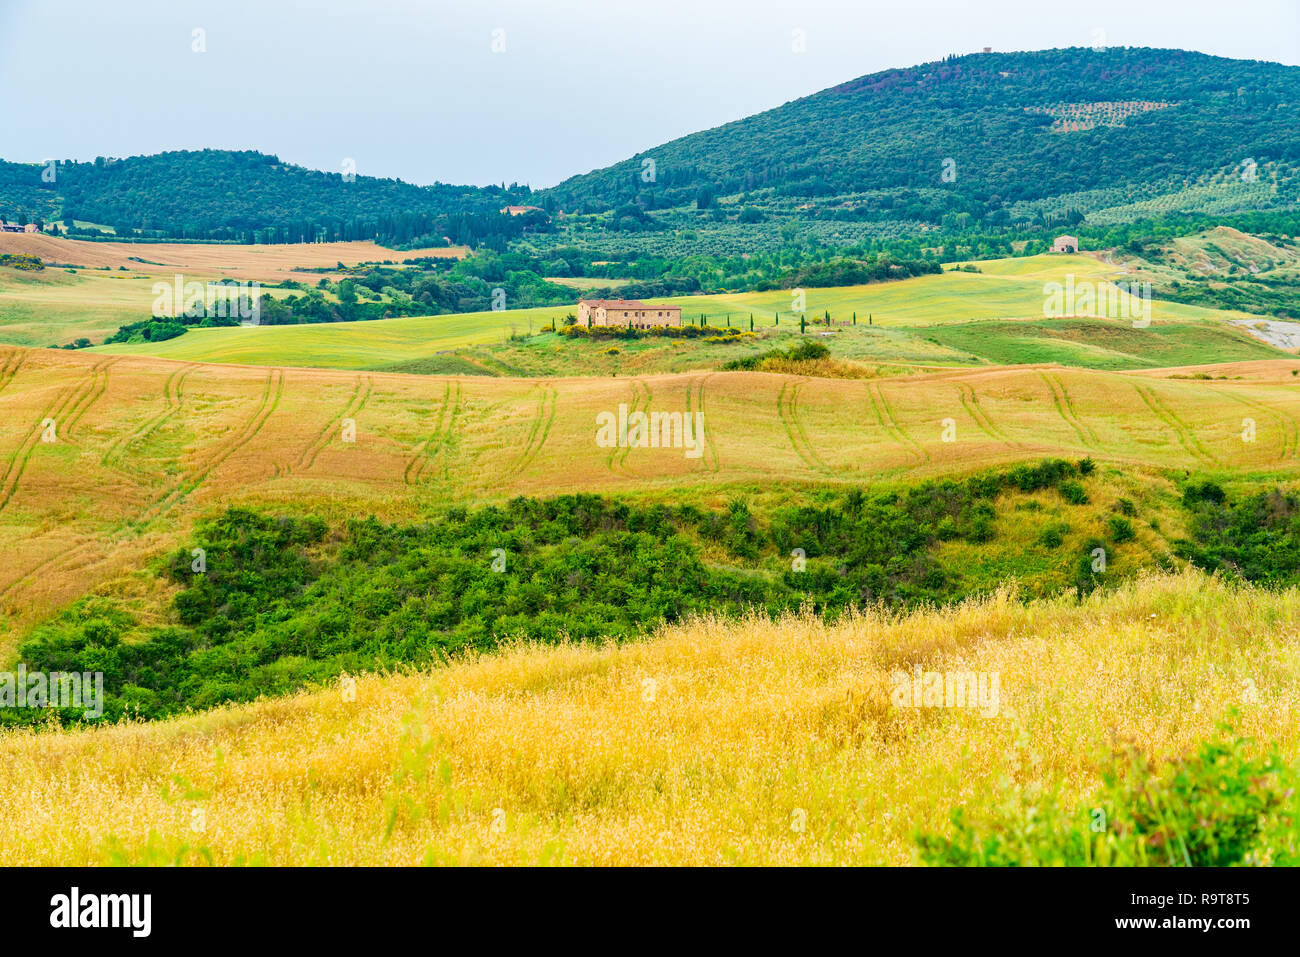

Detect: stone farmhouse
[577, 299, 682, 329]
[1052, 235, 1080, 253]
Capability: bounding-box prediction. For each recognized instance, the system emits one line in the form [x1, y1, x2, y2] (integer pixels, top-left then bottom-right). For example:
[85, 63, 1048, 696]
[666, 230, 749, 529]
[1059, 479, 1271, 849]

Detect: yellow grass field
[3, 344, 1300, 651]
[1, 569, 1293, 865]
[0, 233, 466, 282]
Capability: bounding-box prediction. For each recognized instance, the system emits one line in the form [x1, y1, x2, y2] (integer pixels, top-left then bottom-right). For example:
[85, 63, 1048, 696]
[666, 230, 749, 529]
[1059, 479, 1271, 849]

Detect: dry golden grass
[0, 569, 1294, 865]
[0, 234, 466, 282]
[4, 345, 1300, 650]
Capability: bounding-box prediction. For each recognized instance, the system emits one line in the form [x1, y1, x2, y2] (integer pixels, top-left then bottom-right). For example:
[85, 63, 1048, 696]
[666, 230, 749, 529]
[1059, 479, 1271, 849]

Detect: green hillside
[543, 47, 1300, 227]
[0, 150, 547, 247]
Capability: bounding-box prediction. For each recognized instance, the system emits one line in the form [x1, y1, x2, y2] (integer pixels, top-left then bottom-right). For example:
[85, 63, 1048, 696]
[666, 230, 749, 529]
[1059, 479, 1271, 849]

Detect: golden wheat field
[3, 344, 1300, 650]
[0, 233, 466, 282]
[0, 569, 1293, 865]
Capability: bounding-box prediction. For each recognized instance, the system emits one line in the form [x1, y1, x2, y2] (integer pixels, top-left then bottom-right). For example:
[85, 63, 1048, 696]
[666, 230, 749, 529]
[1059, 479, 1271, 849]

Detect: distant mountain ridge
[541, 47, 1300, 226]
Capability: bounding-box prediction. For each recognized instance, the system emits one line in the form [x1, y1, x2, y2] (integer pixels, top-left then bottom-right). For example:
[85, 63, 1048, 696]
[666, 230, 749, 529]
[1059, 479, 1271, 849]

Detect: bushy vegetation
[723, 339, 831, 370]
[0, 253, 43, 271]
[1177, 482, 1300, 584]
[13, 461, 1096, 723]
[916, 726, 1299, 866]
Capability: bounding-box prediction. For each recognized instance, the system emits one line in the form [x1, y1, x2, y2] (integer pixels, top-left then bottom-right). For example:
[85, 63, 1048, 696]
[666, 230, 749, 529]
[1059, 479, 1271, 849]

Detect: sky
[1, 0, 1297, 189]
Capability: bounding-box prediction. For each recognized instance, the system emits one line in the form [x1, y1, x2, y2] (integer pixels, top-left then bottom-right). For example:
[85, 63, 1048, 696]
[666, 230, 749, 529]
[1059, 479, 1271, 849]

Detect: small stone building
[1052, 235, 1079, 253]
[577, 299, 682, 329]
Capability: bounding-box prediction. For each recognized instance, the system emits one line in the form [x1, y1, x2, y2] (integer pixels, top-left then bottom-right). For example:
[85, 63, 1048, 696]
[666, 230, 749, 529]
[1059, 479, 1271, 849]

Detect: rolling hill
[3, 344, 1300, 651]
[87, 255, 1280, 372]
[544, 47, 1300, 225]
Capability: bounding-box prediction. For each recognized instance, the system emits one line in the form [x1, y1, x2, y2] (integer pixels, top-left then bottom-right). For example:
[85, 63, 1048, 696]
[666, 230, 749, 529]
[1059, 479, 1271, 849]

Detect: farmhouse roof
[582, 299, 643, 308]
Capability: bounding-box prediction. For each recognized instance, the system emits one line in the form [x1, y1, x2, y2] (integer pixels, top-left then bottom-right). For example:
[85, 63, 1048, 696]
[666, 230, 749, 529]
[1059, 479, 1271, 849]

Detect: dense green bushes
[1177, 483, 1300, 584]
[722, 339, 830, 370]
[13, 462, 1093, 723]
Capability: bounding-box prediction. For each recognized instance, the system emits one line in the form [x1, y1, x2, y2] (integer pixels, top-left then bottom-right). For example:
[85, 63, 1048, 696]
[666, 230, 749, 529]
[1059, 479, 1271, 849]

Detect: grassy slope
[2, 569, 1294, 864]
[0, 267, 305, 348]
[3, 345, 1300, 650]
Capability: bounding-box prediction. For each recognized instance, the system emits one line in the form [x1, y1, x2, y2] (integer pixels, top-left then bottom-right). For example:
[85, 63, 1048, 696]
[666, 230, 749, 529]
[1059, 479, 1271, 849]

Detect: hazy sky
[1, 0, 1297, 188]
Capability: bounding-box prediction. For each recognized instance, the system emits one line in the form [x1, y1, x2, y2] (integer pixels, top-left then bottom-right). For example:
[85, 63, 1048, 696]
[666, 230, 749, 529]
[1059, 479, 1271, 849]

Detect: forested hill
[0, 150, 546, 247]
[3, 49, 1297, 244]
[542, 47, 1300, 223]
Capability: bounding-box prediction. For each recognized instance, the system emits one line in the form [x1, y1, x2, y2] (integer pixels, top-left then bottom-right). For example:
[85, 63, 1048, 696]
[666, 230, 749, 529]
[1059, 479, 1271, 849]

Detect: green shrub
[1177, 486, 1300, 584]
[916, 726, 1299, 866]
[1059, 479, 1089, 504]
[1038, 524, 1066, 548]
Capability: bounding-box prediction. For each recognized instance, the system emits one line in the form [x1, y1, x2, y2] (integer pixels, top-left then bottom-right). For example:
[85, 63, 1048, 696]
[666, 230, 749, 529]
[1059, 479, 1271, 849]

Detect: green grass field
[922, 318, 1281, 369]
[0, 268, 159, 347]
[0, 266, 306, 348]
[83, 254, 1279, 374]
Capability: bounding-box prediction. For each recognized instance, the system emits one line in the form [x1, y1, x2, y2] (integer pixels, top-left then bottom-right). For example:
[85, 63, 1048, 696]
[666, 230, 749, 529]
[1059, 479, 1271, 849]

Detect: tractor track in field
[1, 361, 200, 601]
[136, 367, 285, 524]
[694, 374, 720, 472]
[0, 349, 26, 395]
[0, 357, 115, 513]
[1210, 387, 1297, 461]
[958, 382, 1020, 449]
[509, 382, 556, 476]
[1040, 372, 1100, 452]
[297, 374, 373, 472]
[606, 379, 647, 476]
[616, 379, 650, 475]
[405, 380, 460, 485]
[60, 358, 119, 441]
[1133, 384, 1218, 468]
[778, 380, 833, 475]
[101, 363, 196, 472]
[0, 539, 104, 608]
[867, 380, 928, 464]
[0, 359, 129, 600]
